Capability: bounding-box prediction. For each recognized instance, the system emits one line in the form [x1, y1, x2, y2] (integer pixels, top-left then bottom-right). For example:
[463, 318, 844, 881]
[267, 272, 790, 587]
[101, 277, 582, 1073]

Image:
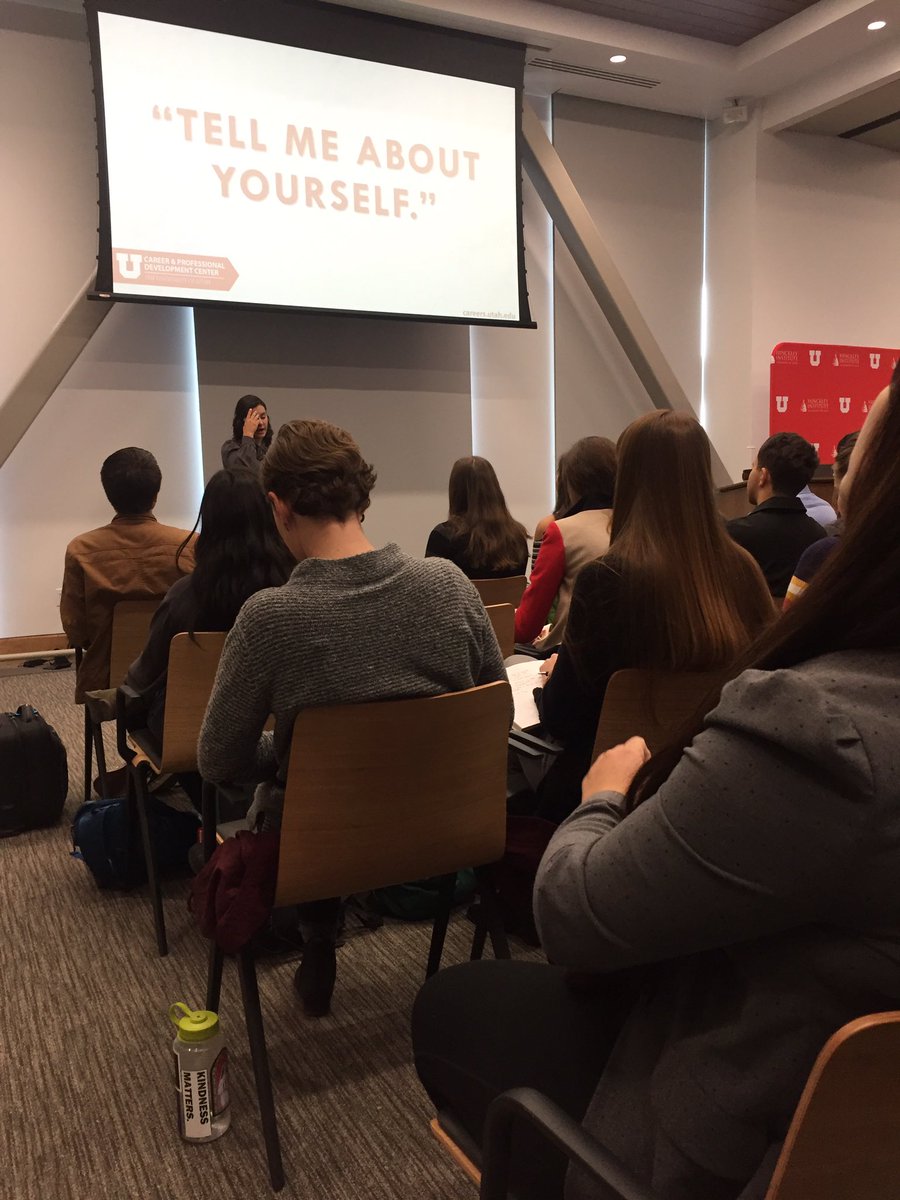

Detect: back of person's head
[628, 361, 900, 810]
[833, 431, 860, 485]
[178, 469, 293, 634]
[232, 394, 273, 447]
[603, 410, 773, 669]
[446, 456, 527, 573]
[557, 436, 617, 514]
[756, 432, 818, 496]
[100, 447, 161, 516]
[262, 419, 376, 520]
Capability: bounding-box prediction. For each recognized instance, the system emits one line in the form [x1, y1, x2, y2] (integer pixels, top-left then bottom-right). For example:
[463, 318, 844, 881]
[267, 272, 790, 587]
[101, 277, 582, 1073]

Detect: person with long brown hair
[535, 409, 773, 821]
[412, 367, 900, 1200]
[515, 436, 618, 650]
[425, 456, 528, 579]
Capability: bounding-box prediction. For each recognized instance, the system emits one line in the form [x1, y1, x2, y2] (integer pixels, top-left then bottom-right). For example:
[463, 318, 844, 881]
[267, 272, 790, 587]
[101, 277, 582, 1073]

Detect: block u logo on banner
[775, 395, 789, 413]
[809, 350, 821, 366]
[870, 353, 881, 369]
[839, 397, 851, 414]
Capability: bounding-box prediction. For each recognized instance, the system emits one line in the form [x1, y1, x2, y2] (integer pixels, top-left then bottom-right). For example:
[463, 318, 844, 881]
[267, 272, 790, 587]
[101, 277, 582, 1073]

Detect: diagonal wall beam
[521, 101, 731, 487]
[0, 277, 112, 468]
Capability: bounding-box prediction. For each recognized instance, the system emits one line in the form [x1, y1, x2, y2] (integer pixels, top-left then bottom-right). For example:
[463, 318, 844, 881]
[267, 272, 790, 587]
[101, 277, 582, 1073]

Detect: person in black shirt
[425, 456, 528, 579]
[727, 432, 826, 598]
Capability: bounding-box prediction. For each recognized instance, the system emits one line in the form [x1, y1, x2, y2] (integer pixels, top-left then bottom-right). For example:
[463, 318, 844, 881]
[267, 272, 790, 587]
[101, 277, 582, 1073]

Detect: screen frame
[83, 0, 535, 329]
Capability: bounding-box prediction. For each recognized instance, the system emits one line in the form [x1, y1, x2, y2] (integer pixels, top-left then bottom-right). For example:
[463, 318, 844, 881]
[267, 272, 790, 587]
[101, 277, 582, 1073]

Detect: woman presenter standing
[221, 394, 273, 473]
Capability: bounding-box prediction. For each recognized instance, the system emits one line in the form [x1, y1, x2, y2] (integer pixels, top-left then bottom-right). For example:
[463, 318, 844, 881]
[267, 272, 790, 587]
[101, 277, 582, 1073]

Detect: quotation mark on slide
[411, 192, 436, 221]
[152, 105, 173, 121]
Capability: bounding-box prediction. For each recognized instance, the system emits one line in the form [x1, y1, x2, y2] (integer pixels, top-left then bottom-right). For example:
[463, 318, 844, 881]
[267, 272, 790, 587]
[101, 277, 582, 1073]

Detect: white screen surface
[96, 13, 523, 321]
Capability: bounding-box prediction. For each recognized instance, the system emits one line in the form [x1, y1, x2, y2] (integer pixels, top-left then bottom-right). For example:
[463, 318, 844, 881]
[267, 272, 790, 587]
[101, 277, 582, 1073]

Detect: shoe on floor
[293, 936, 337, 1018]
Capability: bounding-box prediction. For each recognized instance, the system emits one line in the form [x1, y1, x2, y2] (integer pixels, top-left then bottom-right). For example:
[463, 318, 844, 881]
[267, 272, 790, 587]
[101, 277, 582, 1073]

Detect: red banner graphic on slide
[112, 249, 239, 291]
[770, 342, 898, 463]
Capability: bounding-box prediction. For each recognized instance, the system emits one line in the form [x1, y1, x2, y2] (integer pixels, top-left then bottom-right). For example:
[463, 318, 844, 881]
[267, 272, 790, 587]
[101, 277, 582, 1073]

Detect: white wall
[551, 97, 705, 453]
[0, 27, 96, 403]
[705, 120, 900, 478]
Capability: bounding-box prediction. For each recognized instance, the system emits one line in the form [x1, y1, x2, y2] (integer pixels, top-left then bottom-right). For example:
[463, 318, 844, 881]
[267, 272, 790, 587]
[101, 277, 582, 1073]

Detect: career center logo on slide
[113, 249, 238, 291]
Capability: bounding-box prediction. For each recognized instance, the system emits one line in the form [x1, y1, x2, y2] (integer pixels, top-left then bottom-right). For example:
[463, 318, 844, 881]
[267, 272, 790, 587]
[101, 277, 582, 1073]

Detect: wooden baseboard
[0, 633, 68, 656]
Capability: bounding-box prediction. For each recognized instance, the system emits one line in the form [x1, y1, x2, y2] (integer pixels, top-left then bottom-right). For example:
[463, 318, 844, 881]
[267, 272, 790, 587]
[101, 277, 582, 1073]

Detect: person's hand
[537, 653, 558, 687]
[242, 407, 266, 438]
[581, 737, 651, 802]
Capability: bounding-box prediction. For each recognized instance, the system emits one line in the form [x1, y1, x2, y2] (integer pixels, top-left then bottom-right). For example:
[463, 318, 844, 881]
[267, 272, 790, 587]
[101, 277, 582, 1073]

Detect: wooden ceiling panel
[538, 0, 823, 45]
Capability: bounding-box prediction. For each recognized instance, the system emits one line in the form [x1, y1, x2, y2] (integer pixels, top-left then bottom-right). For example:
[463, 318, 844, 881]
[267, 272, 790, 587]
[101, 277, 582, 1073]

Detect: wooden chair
[116, 632, 227, 956]
[204, 680, 512, 1191]
[472, 576, 527, 609]
[82, 597, 163, 801]
[451, 1011, 900, 1199]
[485, 604, 515, 658]
[592, 668, 730, 762]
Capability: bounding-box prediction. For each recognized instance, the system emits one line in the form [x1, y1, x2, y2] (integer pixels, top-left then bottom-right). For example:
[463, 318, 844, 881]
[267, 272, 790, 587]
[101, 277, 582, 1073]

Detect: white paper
[506, 659, 543, 730]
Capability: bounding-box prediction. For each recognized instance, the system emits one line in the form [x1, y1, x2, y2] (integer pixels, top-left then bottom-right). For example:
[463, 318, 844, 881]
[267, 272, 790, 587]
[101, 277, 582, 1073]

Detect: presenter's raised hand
[581, 736, 650, 802]
[243, 407, 267, 439]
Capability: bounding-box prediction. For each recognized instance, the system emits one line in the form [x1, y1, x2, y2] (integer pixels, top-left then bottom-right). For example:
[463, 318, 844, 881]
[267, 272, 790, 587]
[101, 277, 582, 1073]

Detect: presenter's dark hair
[175, 469, 292, 636]
[757, 432, 818, 496]
[232, 394, 273, 449]
[446, 456, 528, 574]
[100, 447, 161, 515]
[628, 361, 900, 811]
[262, 419, 376, 520]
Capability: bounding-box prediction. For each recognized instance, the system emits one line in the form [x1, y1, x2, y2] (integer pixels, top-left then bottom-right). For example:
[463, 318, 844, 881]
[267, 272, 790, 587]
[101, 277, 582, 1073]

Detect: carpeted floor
[0, 670, 537, 1199]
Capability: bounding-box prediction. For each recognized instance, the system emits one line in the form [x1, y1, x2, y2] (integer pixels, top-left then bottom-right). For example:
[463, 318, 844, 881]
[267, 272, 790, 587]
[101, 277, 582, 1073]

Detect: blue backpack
[72, 795, 200, 889]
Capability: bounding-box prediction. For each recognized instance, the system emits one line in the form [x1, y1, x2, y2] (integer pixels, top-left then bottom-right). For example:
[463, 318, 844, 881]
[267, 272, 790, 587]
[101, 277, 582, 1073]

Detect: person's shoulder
[66, 522, 117, 556]
[796, 535, 839, 579]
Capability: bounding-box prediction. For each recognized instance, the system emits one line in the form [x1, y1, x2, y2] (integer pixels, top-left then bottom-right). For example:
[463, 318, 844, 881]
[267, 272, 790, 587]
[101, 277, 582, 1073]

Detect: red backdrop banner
[770, 342, 898, 463]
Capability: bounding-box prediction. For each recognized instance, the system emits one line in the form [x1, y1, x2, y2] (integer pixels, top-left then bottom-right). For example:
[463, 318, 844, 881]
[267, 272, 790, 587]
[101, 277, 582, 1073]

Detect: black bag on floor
[0, 705, 68, 835]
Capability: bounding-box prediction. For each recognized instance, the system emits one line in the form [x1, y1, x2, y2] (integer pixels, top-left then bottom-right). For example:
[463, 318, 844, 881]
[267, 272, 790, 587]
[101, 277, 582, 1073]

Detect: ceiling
[4, 0, 900, 147]
[537, 0, 824, 47]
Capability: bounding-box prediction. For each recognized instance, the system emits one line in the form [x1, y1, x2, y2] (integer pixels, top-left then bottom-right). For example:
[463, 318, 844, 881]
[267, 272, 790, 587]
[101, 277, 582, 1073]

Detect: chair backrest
[159, 633, 227, 773]
[472, 576, 527, 609]
[274, 680, 511, 908]
[109, 598, 165, 686]
[766, 1012, 900, 1200]
[592, 668, 729, 761]
[485, 604, 515, 658]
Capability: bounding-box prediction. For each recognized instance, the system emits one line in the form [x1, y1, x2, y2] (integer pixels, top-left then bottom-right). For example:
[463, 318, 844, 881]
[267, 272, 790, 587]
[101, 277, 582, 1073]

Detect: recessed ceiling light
[868, 19, 886, 29]
[610, 54, 627, 63]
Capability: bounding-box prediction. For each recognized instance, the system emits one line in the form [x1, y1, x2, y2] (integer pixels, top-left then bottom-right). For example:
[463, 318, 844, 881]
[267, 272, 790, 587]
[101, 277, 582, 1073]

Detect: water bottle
[169, 1002, 231, 1142]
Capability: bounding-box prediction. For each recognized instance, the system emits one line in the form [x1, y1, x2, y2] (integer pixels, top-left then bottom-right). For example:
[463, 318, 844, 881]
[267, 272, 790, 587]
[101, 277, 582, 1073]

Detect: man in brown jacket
[60, 447, 195, 703]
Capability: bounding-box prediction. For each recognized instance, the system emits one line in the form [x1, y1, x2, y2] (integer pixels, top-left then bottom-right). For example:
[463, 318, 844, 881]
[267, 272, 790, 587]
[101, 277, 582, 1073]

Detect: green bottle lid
[169, 1002, 220, 1042]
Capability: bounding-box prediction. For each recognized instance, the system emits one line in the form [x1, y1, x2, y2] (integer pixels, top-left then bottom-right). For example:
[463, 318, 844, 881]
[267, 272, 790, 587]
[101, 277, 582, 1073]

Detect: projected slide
[95, 13, 522, 321]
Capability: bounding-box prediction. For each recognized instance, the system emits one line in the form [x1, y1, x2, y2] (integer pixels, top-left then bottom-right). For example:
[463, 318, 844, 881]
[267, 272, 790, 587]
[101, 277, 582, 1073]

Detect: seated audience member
[784, 428, 861, 608]
[530, 451, 576, 569]
[125, 469, 294, 743]
[197, 419, 506, 1018]
[412, 369, 900, 1200]
[515, 437, 616, 650]
[221, 394, 272, 473]
[61, 447, 195, 705]
[425, 456, 528, 579]
[727, 431, 826, 597]
[535, 410, 773, 822]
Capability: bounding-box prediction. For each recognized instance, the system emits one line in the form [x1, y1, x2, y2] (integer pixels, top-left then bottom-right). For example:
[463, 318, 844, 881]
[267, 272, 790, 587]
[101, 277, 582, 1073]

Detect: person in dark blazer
[727, 432, 826, 598]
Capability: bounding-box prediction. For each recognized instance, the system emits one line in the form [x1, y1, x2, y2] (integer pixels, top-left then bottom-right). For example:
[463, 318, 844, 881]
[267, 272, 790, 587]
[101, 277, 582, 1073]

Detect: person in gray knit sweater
[198, 418, 505, 1016]
[413, 366, 900, 1199]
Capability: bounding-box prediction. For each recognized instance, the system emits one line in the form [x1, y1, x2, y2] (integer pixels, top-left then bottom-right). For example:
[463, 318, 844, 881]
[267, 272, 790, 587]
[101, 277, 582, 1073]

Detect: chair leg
[473, 867, 510, 962]
[425, 873, 458, 979]
[237, 947, 285, 1191]
[206, 940, 225, 1013]
[92, 719, 109, 799]
[133, 767, 168, 957]
[201, 779, 218, 864]
[83, 707, 93, 804]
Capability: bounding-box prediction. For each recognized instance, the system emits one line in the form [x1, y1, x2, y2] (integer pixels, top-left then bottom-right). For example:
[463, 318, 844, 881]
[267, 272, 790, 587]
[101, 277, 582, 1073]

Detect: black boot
[293, 936, 337, 1017]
